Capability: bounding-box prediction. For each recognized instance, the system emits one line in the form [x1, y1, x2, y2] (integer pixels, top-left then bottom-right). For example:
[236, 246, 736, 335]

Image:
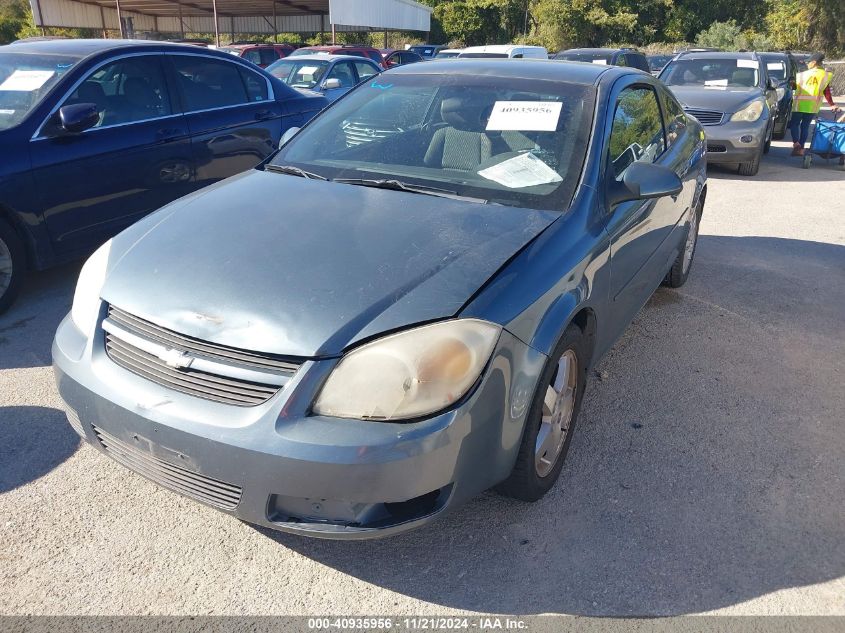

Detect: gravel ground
[1, 136, 844, 617]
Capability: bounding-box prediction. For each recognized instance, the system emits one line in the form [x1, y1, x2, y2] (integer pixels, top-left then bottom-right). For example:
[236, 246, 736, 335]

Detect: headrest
[440, 96, 491, 132]
[77, 80, 106, 104]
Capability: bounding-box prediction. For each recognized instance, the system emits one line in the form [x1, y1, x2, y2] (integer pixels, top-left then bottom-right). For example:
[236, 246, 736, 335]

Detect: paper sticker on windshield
[0, 70, 54, 91]
[478, 152, 562, 189]
[767, 62, 784, 70]
[297, 66, 320, 75]
[592, 59, 608, 65]
[737, 60, 759, 69]
[704, 79, 728, 87]
[486, 101, 562, 132]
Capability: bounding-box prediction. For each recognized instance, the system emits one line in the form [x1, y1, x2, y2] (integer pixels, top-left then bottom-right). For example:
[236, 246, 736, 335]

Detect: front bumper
[53, 314, 546, 539]
[703, 118, 768, 164]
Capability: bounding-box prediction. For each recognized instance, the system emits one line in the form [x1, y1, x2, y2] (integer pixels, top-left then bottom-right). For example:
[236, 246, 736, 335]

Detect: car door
[603, 82, 682, 333]
[169, 53, 282, 186]
[322, 60, 357, 100]
[351, 60, 379, 85]
[29, 54, 192, 255]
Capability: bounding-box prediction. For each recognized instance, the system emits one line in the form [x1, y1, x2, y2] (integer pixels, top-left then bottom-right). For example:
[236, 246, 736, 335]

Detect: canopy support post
[211, 0, 220, 46]
[115, 0, 125, 38]
[272, 1, 277, 42]
[177, 0, 185, 38]
[331, 23, 336, 45]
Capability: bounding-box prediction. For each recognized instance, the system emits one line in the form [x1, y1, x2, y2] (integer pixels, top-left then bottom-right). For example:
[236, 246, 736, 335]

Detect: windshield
[555, 52, 611, 65]
[266, 59, 330, 88]
[410, 46, 436, 58]
[661, 58, 760, 88]
[272, 74, 595, 211]
[218, 47, 242, 56]
[0, 52, 80, 130]
[648, 55, 671, 71]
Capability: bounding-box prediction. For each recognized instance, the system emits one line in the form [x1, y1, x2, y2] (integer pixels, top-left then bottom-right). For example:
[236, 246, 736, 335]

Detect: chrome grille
[342, 120, 403, 146]
[104, 305, 300, 407]
[684, 108, 724, 126]
[93, 425, 242, 510]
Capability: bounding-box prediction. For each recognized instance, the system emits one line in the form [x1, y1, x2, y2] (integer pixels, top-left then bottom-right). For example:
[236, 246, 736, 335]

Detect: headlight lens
[313, 319, 501, 421]
[70, 240, 111, 336]
[730, 100, 764, 123]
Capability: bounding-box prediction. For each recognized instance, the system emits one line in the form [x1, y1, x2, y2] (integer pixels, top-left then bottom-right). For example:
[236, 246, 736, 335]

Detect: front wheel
[664, 200, 701, 288]
[497, 324, 588, 502]
[738, 143, 763, 176]
[0, 218, 25, 315]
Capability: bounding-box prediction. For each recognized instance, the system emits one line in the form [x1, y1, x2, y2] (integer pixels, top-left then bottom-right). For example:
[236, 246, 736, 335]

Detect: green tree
[0, 0, 30, 44]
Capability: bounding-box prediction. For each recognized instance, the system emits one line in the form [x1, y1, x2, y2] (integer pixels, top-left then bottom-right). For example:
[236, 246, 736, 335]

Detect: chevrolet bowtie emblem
[159, 348, 193, 369]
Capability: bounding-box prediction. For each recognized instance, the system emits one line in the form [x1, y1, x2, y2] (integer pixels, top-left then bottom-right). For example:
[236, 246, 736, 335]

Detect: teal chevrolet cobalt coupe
[54, 60, 707, 539]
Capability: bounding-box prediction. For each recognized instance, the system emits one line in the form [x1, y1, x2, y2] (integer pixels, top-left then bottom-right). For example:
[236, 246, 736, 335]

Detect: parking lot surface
[1, 137, 844, 616]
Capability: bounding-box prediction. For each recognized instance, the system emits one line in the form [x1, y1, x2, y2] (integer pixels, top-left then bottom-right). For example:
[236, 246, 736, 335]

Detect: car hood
[668, 85, 763, 113]
[102, 170, 557, 358]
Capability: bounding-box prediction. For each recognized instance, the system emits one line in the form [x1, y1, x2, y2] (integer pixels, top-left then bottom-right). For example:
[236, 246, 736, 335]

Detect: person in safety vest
[790, 52, 839, 156]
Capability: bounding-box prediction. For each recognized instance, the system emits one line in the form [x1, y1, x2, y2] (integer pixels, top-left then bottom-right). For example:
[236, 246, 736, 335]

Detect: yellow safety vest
[793, 67, 833, 114]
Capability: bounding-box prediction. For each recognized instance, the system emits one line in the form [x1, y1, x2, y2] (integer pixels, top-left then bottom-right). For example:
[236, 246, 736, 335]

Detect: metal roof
[29, 0, 432, 39]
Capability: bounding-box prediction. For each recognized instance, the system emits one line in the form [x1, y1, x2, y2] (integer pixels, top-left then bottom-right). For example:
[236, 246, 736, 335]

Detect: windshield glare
[0, 52, 80, 130]
[662, 58, 760, 88]
[273, 74, 594, 211]
[267, 59, 330, 88]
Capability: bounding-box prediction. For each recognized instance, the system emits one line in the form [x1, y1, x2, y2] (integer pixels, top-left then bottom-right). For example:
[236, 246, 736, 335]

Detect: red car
[289, 45, 386, 69]
[218, 44, 295, 68]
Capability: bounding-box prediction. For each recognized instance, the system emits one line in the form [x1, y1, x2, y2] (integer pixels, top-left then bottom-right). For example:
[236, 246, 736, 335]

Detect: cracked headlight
[313, 319, 501, 421]
[730, 100, 764, 123]
[70, 240, 111, 336]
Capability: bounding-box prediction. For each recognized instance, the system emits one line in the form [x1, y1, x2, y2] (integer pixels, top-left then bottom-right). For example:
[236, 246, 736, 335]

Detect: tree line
[1, 0, 843, 54]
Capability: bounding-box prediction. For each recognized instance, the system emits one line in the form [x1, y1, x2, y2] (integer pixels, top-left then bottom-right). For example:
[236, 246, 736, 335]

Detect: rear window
[555, 52, 612, 65]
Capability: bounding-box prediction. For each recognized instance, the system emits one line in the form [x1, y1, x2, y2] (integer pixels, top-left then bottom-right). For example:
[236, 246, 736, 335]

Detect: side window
[242, 49, 262, 65]
[259, 48, 279, 66]
[607, 86, 666, 180]
[63, 56, 172, 127]
[353, 61, 378, 82]
[636, 55, 650, 72]
[172, 56, 249, 112]
[660, 89, 687, 147]
[238, 67, 268, 102]
[366, 51, 383, 64]
[616, 54, 628, 67]
[326, 61, 355, 88]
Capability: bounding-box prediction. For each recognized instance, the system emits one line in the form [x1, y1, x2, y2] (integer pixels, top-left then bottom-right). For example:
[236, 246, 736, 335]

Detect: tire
[738, 143, 763, 176]
[763, 128, 772, 154]
[0, 218, 25, 315]
[497, 323, 588, 502]
[664, 198, 702, 288]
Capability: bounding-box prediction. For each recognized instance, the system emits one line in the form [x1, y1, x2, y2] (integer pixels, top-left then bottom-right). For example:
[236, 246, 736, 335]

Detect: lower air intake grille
[93, 425, 242, 510]
[684, 108, 724, 126]
[707, 143, 728, 153]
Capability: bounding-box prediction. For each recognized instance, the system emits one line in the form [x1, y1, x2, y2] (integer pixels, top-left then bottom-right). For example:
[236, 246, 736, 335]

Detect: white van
[458, 45, 548, 60]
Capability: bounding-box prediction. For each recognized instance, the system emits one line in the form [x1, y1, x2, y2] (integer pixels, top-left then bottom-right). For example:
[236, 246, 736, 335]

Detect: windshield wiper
[265, 164, 327, 180]
[333, 178, 489, 203]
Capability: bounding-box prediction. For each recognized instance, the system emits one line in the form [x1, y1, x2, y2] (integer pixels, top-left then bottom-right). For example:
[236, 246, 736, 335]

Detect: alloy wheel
[535, 349, 578, 477]
[0, 236, 13, 296]
[682, 209, 699, 274]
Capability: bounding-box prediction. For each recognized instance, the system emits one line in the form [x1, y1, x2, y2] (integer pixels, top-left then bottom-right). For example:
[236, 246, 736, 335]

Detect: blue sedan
[54, 60, 707, 539]
[0, 39, 327, 312]
[265, 53, 382, 103]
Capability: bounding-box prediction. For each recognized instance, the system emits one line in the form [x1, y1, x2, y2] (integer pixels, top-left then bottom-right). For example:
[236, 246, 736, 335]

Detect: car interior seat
[424, 95, 497, 170]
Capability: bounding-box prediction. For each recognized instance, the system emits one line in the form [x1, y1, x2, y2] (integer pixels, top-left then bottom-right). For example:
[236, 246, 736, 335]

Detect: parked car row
[51, 55, 708, 540]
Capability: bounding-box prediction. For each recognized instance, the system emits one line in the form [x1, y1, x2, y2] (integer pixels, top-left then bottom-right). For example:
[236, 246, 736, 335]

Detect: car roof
[300, 45, 376, 52]
[276, 53, 374, 63]
[677, 51, 758, 60]
[3, 38, 237, 59]
[388, 58, 611, 85]
[462, 44, 546, 53]
[562, 48, 624, 55]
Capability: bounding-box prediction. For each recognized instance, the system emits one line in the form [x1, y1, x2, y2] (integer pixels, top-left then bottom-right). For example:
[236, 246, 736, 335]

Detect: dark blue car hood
[102, 170, 557, 357]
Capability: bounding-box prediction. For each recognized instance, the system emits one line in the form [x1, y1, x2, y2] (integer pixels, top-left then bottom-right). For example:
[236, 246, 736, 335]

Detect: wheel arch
[527, 289, 600, 371]
[0, 204, 33, 270]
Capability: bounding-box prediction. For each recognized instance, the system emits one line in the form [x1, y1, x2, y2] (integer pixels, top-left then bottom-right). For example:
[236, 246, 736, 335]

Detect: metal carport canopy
[29, 0, 432, 42]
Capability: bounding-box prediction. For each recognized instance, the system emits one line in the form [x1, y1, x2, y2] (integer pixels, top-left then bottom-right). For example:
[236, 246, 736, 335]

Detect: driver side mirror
[608, 161, 682, 207]
[767, 77, 779, 91]
[278, 126, 300, 149]
[56, 103, 99, 134]
[322, 77, 342, 90]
